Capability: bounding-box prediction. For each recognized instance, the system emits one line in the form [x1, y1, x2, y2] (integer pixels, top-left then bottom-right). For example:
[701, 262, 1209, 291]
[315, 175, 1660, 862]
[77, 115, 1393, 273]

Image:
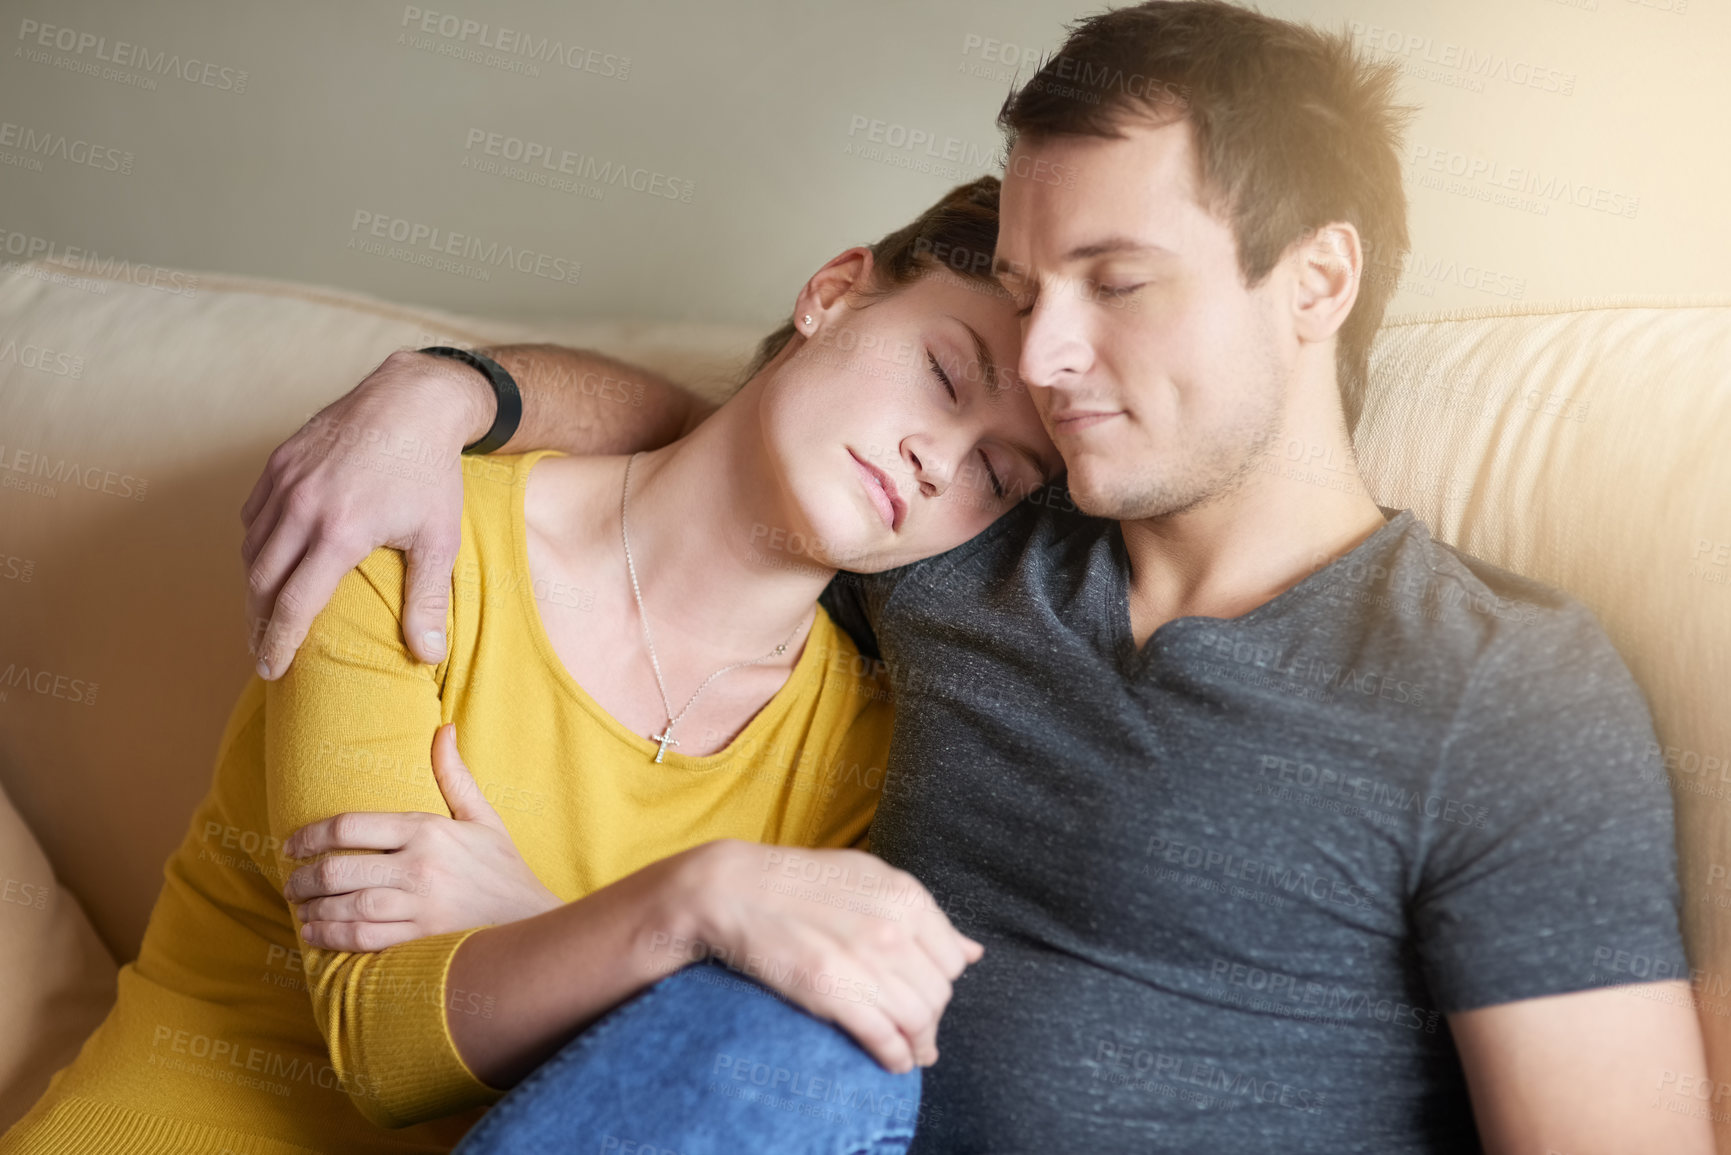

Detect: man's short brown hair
[998, 0, 1412, 431]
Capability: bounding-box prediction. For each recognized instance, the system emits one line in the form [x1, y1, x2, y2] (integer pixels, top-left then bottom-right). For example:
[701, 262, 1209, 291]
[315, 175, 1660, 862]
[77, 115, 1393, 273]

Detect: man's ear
[793, 246, 876, 333]
[1291, 222, 1362, 345]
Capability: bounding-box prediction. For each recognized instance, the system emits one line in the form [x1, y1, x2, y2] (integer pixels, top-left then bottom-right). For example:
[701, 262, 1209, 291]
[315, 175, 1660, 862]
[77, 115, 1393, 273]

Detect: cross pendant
[651, 728, 680, 763]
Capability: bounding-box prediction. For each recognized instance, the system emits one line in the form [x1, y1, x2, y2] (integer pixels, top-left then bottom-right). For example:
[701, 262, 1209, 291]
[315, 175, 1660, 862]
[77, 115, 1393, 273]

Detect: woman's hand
[282, 723, 562, 951]
[663, 839, 986, 1076]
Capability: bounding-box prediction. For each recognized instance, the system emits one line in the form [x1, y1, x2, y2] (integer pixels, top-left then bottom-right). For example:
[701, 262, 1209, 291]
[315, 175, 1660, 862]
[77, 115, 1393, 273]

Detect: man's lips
[850, 450, 905, 532]
[1049, 409, 1123, 434]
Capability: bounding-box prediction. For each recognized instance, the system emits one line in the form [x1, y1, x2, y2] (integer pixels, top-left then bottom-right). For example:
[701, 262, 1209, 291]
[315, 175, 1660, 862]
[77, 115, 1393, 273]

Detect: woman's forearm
[445, 843, 706, 1088]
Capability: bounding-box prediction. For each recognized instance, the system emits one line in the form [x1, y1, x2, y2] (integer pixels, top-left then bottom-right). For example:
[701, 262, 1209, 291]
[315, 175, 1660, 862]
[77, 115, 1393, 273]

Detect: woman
[0, 176, 1059, 1155]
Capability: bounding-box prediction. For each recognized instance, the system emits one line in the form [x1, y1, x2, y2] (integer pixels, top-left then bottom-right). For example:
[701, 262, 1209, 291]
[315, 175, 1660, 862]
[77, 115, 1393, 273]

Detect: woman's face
[759, 261, 1063, 573]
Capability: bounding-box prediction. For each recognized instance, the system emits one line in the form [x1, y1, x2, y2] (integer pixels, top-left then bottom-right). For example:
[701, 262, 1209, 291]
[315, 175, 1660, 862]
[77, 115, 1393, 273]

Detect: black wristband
[419, 346, 522, 455]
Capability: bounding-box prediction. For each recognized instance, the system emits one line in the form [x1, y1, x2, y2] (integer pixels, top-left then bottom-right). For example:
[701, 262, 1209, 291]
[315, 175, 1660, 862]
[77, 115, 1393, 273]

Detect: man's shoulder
[1429, 526, 1595, 628]
[1371, 515, 1633, 696]
[822, 487, 1105, 647]
[893, 485, 1109, 589]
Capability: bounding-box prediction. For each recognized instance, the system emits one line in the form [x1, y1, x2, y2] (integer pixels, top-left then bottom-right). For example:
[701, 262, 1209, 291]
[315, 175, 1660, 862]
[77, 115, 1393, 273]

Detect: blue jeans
[452, 960, 923, 1155]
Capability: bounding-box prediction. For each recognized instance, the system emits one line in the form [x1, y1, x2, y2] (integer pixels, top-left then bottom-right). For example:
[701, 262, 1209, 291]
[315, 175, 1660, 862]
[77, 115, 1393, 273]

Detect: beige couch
[2, 258, 1728, 1136]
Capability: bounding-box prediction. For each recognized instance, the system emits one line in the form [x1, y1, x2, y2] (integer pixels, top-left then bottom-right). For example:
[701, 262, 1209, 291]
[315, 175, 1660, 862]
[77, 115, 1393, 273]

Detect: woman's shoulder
[386, 448, 570, 599]
[802, 603, 894, 714]
[459, 448, 568, 521]
[786, 605, 894, 848]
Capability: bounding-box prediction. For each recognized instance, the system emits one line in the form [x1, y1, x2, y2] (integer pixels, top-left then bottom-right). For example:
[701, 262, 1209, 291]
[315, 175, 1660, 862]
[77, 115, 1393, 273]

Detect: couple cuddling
[2, 3, 1703, 1153]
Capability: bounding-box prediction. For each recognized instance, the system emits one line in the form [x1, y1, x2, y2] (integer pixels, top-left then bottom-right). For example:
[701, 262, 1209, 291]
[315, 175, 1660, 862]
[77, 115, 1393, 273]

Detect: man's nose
[1019, 292, 1090, 391]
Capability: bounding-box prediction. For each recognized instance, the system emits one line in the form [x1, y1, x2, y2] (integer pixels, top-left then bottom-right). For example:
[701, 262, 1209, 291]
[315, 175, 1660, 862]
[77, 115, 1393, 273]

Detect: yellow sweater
[1, 449, 893, 1155]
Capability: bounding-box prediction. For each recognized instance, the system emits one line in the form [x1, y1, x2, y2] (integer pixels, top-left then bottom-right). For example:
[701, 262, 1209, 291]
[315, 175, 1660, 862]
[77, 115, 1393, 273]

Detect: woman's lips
[850, 450, 904, 531]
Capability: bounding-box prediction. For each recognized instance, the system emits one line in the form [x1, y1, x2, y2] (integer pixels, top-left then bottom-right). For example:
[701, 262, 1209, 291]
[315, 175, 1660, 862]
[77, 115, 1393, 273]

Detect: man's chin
[1061, 462, 1140, 518]
[1065, 483, 1125, 519]
[1065, 470, 1199, 522]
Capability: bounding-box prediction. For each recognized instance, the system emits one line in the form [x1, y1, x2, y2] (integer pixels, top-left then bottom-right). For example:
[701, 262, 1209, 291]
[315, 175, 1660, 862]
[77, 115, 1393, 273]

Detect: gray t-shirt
[821, 492, 1684, 1154]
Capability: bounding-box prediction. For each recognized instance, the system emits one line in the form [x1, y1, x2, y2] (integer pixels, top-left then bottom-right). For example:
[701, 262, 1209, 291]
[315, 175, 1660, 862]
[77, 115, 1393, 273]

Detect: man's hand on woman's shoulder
[241, 348, 491, 679]
[240, 343, 708, 679]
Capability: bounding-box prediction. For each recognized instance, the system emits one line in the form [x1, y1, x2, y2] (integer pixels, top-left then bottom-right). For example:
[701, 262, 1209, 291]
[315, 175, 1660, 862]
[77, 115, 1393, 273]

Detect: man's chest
[867, 596, 1455, 991]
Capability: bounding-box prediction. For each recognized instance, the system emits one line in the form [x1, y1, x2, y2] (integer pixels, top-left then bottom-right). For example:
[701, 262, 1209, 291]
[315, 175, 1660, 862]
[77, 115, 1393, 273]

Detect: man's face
[995, 119, 1298, 521]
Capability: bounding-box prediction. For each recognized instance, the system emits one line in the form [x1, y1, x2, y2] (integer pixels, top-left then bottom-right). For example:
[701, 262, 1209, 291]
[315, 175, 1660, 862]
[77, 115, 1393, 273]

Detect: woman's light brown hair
[742, 175, 1008, 382]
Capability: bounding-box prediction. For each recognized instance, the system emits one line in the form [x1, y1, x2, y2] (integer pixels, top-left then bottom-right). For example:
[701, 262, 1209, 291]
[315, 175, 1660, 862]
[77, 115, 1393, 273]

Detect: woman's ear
[793, 247, 875, 336]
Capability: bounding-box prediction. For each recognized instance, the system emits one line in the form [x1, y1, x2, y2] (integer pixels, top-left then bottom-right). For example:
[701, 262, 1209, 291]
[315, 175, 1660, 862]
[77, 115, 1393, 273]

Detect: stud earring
[803, 314, 813, 329]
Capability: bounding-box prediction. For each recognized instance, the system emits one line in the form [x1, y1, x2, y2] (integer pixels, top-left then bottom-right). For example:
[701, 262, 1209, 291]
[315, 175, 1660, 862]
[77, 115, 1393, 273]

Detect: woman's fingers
[690, 843, 978, 1074]
[299, 918, 420, 953]
[832, 1002, 918, 1075]
[790, 966, 917, 1075]
[864, 916, 956, 1067]
[283, 811, 423, 859]
[866, 963, 943, 1069]
[786, 926, 948, 1072]
[908, 904, 973, 981]
[297, 885, 420, 926]
[882, 876, 976, 1048]
[430, 723, 505, 829]
[890, 948, 954, 1060]
[283, 850, 430, 904]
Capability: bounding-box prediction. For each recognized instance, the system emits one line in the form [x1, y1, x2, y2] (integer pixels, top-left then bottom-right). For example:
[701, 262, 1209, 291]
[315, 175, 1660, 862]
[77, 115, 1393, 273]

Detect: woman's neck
[606, 387, 836, 658]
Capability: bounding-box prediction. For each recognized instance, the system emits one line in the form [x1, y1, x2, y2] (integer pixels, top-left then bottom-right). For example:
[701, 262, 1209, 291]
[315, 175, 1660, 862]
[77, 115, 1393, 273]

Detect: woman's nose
[905, 437, 957, 497]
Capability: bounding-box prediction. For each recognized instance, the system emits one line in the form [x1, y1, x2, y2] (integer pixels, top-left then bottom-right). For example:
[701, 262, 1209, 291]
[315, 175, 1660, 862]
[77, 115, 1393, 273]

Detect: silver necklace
[621, 452, 810, 762]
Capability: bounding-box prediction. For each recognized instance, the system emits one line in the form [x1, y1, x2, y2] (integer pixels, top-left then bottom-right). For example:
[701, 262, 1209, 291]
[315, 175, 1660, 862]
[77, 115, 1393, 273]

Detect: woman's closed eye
[927, 349, 956, 402]
[978, 450, 1005, 499]
[927, 348, 1015, 499]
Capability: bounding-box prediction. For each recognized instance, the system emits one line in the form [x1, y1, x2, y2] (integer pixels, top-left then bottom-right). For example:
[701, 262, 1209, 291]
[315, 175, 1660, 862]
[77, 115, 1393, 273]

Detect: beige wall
[2, 0, 1725, 334]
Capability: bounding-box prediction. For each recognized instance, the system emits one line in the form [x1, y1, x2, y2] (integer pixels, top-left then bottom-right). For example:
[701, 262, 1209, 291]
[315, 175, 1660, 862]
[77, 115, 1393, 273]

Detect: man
[241, 3, 1707, 1150]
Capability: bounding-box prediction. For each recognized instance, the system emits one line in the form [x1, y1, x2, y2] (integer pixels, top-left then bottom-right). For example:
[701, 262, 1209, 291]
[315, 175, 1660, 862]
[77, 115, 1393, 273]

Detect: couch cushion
[0, 776, 115, 1132]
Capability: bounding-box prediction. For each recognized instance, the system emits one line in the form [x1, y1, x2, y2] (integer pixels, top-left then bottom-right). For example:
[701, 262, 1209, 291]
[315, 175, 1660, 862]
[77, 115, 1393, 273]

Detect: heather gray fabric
[821, 492, 1684, 1154]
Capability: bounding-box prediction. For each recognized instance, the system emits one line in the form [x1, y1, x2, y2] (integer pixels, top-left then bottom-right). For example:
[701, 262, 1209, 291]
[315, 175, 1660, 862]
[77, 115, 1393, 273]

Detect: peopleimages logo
[1348, 21, 1576, 95]
[845, 115, 1000, 169]
[0, 120, 133, 174]
[0, 338, 85, 379]
[1409, 144, 1639, 219]
[15, 19, 250, 93]
[0, 443, 149, 501]
[347, 211, 582, 285]
[0, 229, 199, 296]
[399, 7, 630, 79]
[0, 661, 99, 706]
[462, 128, 693, 202]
